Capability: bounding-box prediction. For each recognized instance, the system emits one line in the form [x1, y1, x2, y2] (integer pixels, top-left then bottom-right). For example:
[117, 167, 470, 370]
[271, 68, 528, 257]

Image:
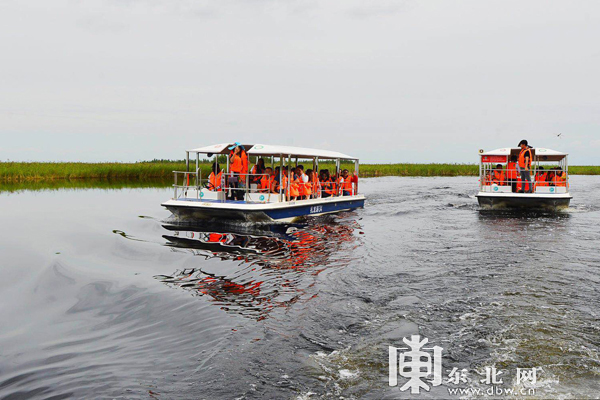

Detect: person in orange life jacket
[306, 168, 320, 198]
[546, 170, 555, 186]
[482, 170, 492, 186]
[320, 170, 335, 198]
[251, 158, 266, 184]
[295, 165, 311, 200]
[535, 166, 548, 188]
[285, 166, 300, 200]
[271, 166, 282, 193]
[228, 141, 248, 183]
[490, 164, 505, 186]
[507, 155, 518, 192]
[554, 167, 567, 187]
[259, 167, 273, 192]
[228, 144, 245, 200]
[207, 161, 223, 191]
[340, 169, 353, 196]
[517, 139, 533, 193]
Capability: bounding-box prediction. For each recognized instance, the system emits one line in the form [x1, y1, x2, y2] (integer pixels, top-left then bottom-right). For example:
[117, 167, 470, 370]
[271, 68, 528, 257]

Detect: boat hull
[162, 196, 365, 223]
[476, 193, 571, 209]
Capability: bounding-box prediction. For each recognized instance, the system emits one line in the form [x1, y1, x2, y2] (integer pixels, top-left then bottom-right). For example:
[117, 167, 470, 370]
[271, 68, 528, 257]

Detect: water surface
[0, 176, 599, 399]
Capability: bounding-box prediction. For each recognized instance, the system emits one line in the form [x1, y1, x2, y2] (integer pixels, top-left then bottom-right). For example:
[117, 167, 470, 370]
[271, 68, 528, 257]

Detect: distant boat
[161, 143, 365, 222]
[475, 147, 572, 209]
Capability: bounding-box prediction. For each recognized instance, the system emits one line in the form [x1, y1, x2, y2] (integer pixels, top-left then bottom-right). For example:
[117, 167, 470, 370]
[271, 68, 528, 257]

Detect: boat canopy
[481, 147, 567, 162]
[187, 143, 357, 160]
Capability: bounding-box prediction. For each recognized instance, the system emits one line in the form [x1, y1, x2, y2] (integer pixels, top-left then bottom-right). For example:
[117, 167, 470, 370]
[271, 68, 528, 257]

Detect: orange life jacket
[518, 148, 532, 169]
[288, 174, 300, 198]
[311, 172, 321, 198]
[230, 154, 243, 173]
[240, 151, 248, 179]
[259, 175, 273, 191]
[482, 173, 492, 186]
[554, 172, 566, 187]
[491, 170, 505, 185]
[507, 162, 518, 179]
[341, 176, 353, 193]
[322, 178, 335, 196]
[535, 172, 548, 187]
[208, 171, 223, 191]
[297, 172, 311, 197]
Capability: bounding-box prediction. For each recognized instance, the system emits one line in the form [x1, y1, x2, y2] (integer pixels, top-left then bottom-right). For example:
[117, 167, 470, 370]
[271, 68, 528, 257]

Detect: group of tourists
[207, 143, 357, 201]
[483, 140, 567, 192]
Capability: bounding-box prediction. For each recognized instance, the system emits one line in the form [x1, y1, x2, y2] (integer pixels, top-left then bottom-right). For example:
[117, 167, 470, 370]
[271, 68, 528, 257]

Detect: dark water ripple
[0, 176, 599, 399]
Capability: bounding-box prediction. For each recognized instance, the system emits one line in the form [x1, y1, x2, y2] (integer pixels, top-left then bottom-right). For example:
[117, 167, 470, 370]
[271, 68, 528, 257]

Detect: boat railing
[175, 170, 359, 202]
[480, 166, 569, 192]
[173, 169, 201, 199]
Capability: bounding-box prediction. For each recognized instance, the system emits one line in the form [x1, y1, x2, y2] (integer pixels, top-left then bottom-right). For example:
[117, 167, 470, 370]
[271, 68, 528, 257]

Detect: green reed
[1, 161, 599, 187]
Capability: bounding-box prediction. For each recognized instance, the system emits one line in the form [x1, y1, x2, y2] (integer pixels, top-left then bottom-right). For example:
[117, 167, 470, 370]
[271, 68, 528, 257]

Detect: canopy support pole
[355, 159, 359, 195]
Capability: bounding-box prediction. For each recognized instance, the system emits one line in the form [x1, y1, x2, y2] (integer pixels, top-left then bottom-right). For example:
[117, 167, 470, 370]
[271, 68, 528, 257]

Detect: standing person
[507, 155, 518, 192]
[517, 140, 533, 193]
[229, 145, 244, 200]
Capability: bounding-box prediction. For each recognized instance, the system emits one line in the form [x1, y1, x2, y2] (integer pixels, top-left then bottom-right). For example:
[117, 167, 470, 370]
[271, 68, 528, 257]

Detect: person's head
[342, 169, 349, 178]
[495, 164, 502, 170]
[265, 167, 272, 175]
[257, 158, 265, 168]
[538, 166, 544, 171]
[510, 155, 517, 162]
[518, 139, 528, 149]
[212, 161, 220, 173]
[233, 146, 241, 155]
[306, 169, 313, 179]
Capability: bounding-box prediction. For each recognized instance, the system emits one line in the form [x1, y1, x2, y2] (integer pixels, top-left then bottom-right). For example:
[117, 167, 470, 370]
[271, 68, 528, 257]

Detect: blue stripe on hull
[265, 199, 365, 220]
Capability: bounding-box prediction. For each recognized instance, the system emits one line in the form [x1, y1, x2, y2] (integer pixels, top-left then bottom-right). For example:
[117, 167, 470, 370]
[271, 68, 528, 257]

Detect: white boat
[476, 147, 572, 209]
[161, 143, 366, 222]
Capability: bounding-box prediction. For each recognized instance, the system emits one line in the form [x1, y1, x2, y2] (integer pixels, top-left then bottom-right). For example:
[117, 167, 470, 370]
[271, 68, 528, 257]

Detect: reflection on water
[1, 177, 599, 399]
[156, 219, 359, 320]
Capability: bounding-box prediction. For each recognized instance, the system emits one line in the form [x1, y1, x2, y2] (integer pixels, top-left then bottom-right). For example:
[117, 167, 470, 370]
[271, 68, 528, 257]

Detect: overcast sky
[1, 0, 599, 164]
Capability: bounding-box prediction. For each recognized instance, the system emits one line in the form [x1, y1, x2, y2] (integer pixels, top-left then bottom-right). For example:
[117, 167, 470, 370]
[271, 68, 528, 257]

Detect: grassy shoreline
[1, 161, 600, 182]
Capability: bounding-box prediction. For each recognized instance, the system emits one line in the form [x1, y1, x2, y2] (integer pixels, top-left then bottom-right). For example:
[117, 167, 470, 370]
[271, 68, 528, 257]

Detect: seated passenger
[259, 167, 273, 192]
[306, 169, 320, 198]
[287, 166, 300, 200]
[207, 161, 223, 191]
[296, 165, 311, 200]
[491, 164, 505, 185]
[535, 167, 548, 188]
[554, 167, 567, 187]
[482, 171, 492, 186]
[546, 170, 556, 186]
[507, 156, 518, 192]
[320, 170, 335, 198]
[251, 158, 266, 184]
[340, 169, 353, 196]
[271, 167, 282, 194]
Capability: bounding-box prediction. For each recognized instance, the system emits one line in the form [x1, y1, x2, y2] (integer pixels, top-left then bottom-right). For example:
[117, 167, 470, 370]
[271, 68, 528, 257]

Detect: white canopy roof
[187, 143, 357, 160]
[480, 147, 567, 162]
[481, 147, 567, 156]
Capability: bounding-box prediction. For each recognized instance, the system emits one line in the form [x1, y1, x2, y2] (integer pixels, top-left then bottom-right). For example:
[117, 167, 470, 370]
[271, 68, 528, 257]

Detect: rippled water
[0, 176, 599, 399]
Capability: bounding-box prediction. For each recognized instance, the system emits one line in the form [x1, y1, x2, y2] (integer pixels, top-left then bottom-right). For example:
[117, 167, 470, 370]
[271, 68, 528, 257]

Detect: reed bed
[1, 162, 599, 184]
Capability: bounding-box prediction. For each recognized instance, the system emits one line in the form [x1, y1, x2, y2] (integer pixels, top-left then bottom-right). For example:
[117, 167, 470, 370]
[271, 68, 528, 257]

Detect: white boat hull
[476, 192, 572, 209]
[162, 195, 366, 223]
